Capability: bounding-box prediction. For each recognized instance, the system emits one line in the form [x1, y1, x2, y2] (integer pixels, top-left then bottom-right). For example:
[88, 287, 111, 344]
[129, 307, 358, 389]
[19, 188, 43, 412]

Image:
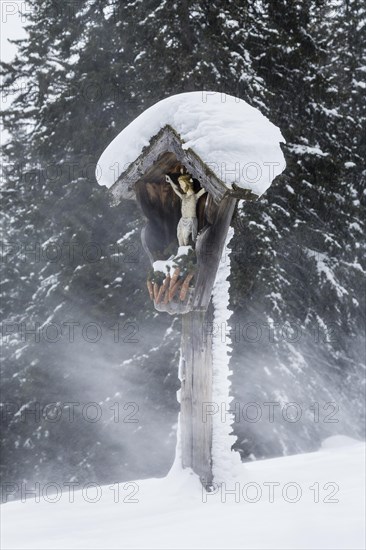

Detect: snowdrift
[1, 438, 364, 550]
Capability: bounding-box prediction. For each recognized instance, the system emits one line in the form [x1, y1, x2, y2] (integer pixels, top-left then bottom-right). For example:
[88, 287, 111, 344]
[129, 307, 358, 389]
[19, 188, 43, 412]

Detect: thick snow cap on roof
[96, 91, 286, 197]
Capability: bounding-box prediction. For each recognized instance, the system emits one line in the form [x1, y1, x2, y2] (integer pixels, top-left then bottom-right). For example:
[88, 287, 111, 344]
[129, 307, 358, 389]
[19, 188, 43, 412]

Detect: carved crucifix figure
[166, 172, 207, 246]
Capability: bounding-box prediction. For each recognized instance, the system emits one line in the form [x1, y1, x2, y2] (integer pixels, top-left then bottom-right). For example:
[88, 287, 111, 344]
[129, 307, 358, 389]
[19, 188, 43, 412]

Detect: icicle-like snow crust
[211, 226, 242, 482]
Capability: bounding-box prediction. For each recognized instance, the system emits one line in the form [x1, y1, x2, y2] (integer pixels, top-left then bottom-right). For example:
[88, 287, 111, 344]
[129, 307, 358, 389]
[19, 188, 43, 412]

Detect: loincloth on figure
[177, 217, 198, 245]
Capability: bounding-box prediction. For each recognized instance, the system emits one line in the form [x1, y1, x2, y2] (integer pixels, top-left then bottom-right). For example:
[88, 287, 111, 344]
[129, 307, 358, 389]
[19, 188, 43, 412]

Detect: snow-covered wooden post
[96, 92, 286, 485]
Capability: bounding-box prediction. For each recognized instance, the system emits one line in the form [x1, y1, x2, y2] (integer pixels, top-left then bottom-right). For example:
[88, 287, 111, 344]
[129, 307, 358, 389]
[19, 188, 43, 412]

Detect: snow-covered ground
[2, 437, 364, 550]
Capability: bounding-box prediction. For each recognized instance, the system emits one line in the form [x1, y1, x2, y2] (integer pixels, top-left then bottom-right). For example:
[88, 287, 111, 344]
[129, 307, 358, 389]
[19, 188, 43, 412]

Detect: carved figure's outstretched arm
[166, 174, 183, 199]
[196, 188, 207, 199]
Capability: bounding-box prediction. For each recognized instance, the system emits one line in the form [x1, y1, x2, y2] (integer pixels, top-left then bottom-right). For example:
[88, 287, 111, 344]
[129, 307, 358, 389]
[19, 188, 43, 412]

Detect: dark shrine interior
[135, 152, 211, 262]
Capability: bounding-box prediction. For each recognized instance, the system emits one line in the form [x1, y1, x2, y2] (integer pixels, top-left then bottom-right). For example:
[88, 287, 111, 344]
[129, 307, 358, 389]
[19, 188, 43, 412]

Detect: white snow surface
[96, 92, 286, 196]
[153, 246, 192, 275]
[2, 439, 364, 549]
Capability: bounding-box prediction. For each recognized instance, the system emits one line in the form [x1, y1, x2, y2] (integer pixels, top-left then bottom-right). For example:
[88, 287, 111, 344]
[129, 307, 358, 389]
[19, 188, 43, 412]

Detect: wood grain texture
[108, 125, 259, 204]
[193, 196, 237, 310]
[180, 303, 214, 486]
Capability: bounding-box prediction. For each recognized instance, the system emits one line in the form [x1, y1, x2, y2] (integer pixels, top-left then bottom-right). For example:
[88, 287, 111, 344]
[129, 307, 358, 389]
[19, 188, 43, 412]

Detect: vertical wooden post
[180, 302, 214, 486]
[179, 196, 237, 486]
